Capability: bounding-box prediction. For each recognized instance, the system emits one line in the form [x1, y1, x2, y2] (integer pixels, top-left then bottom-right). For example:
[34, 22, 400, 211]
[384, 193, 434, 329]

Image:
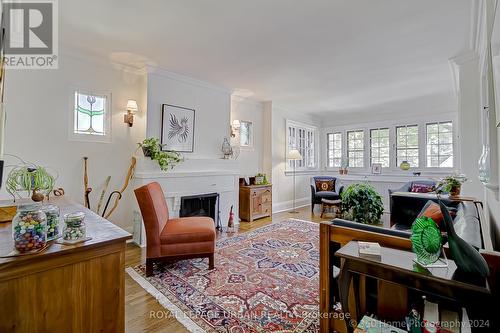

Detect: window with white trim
[327, 132, 342, 168]
[426, 121, 453, 168]
[396, 125, 419, 168]
[370, 128, 389, 167]
[287, 120, 317, 170]
[70, 90, 111, 142]
[347, 130, 364, 168]
[239, 120, 253, 147]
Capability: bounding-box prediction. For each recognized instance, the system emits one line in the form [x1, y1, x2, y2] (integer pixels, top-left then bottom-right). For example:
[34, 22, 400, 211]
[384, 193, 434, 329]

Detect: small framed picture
[371, 163, 382, 174]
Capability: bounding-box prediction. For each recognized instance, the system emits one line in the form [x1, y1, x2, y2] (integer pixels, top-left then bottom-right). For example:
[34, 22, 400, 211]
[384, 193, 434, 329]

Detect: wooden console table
[336, 241, 495, 333]
[0, 197, 131, 332]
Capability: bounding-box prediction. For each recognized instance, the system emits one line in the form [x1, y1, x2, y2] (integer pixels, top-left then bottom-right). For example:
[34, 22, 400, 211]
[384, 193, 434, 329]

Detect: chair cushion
[160, 217, 216, 244]
[316, 179, 335, 192]
[316, 191, 340, 200]
[417, 201, 444, 225]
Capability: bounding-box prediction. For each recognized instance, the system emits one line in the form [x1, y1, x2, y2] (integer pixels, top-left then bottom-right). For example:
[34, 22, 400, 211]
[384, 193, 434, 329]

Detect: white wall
[1, 51, 147, 232]
[270, 106, 322, 212]
[146, 68, 231, 159]
[230, 96, 264, 177]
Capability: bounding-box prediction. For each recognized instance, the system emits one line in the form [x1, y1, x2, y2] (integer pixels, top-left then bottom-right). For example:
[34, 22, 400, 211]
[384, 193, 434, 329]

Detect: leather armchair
[134, 182, 216, 276]
[310, 176, 343, 212]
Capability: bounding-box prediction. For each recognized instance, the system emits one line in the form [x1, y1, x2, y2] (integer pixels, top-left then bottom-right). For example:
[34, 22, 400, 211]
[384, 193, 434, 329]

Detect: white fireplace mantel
[131, 157, 240, 246]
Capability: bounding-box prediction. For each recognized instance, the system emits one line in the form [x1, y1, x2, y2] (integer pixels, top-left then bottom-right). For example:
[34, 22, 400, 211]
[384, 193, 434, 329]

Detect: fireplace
[180, 193, 221, 229]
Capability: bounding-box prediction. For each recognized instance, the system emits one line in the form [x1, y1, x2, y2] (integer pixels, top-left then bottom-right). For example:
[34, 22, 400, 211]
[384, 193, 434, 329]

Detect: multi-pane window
[239, 121, 253, 147]
[426, 122, 453, 168]
[370, 128, 389, 167]
[396, 125, 419, 168]
[74, 91, 108, 136]
[327, 133, 342, 167]
[287, 121, 317, 170]
[347, 130, 364, 167]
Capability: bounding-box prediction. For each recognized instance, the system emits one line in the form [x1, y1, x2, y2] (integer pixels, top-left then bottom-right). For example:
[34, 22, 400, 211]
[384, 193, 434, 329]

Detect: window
[347, 130, 364, 167]
[426, 121, 453, 168]
[239, 120, 253, 147]
[287, 120, 317, 170]
[396, 125, 419, 168]
[327, 133, 342, 167]
[70, 90, 111, 142]
[370, 128, 389, 167]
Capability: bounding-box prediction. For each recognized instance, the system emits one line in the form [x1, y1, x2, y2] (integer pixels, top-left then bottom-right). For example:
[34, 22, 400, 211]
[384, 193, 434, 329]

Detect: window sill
[284, 170, 320, 176]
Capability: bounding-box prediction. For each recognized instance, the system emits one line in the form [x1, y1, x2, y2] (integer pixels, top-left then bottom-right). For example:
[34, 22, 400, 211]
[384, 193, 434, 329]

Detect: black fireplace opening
[180, 193, 220, 229]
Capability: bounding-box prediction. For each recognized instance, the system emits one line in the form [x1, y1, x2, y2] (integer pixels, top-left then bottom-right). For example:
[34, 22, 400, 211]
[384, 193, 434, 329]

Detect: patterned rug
[126, 219, 320, 332]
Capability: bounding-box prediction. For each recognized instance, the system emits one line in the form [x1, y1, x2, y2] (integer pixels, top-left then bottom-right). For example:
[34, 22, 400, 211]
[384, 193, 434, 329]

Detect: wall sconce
[230, 119, 241, 137]
[124, 99, 138, 127]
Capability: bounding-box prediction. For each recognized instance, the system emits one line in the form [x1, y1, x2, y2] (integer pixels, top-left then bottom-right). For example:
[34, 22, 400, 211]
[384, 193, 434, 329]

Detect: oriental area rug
[126, 219, 320, 332]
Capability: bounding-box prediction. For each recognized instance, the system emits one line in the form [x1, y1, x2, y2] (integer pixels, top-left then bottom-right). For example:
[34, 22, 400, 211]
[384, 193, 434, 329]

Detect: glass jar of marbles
[63, 212, 86, 241]
[42, 204, 60, 241]
[12, 204, 47, 253]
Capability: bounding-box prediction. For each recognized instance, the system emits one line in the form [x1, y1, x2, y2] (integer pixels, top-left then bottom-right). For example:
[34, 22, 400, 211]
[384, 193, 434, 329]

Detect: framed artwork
[161, 104, 195, 152]
[371, 163, 382, 174]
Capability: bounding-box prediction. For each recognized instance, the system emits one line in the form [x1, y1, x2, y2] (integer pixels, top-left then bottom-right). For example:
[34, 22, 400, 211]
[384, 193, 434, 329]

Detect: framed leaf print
[161, 104, 195, 152]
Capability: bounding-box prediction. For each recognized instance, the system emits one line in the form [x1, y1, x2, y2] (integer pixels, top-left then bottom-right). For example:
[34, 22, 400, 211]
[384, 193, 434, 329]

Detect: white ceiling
[60, 0, 472, 115]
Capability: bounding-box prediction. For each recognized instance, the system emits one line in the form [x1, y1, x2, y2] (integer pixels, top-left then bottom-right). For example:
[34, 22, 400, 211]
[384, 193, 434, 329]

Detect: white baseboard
[273, 197, 310, 213]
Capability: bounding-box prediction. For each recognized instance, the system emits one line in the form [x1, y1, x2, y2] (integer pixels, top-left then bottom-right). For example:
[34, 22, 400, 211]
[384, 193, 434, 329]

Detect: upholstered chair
[134, 182, 216, 276]
[310, 176, 344, 212]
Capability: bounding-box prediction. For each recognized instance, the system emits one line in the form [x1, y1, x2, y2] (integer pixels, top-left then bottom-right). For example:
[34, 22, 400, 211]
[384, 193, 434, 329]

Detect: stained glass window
[74, 91, 107, 135]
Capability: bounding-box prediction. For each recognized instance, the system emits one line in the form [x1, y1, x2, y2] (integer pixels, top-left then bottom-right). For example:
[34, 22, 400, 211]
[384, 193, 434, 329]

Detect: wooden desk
[336, 241, 494, 333]
[0, 197, 131, 332]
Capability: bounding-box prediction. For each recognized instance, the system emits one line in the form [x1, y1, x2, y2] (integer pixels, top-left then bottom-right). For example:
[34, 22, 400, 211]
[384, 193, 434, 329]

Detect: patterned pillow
[315, 179, 335, 192]
[410, 183, 434, 193]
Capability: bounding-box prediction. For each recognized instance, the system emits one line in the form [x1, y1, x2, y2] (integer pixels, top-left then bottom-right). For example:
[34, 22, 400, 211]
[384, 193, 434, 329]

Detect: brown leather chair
[134, 182, 216, 276]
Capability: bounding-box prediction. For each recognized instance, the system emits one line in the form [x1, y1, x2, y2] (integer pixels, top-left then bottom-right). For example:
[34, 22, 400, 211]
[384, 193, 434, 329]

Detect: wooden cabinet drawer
[261, 203, 272, 215]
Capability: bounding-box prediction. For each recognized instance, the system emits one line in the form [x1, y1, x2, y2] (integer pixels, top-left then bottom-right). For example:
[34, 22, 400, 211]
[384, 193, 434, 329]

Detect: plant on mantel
[138, 138, 181, 171]
[340, 183, 384, 224]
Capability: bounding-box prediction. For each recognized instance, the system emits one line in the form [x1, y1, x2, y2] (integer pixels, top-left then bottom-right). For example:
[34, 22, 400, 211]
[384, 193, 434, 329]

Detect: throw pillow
[316, 179, 335, 192]
[410, 183, 434, 193]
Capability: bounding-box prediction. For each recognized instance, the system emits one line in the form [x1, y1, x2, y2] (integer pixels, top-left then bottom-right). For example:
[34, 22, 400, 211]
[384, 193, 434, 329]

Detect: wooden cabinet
[0, 198, 131, 333]
[239, 185, 272, 222]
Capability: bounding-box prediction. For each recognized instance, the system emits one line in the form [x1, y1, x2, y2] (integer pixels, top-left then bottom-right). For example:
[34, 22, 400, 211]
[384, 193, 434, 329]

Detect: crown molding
[59, 45, 147, 76]
[146, 65, 231, 95]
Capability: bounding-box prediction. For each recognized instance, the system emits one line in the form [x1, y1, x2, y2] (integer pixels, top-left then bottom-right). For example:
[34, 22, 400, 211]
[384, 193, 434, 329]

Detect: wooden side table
[335, 241, 495, 333]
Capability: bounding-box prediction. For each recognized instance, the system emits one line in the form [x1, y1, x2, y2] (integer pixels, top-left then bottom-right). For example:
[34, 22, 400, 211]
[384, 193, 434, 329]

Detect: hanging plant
[6, 165, 56, 201]
[138, 138, 182, 171]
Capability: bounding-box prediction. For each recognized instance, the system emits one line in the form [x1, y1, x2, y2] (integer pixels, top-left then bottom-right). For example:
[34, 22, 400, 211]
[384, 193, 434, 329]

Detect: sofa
[390, 193, 483, 249]
[310, 176, 343, 212]
[388, 179, 436, 214]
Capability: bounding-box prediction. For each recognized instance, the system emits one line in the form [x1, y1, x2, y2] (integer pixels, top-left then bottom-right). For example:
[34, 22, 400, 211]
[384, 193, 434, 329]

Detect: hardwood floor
[124, 205, 389, 332]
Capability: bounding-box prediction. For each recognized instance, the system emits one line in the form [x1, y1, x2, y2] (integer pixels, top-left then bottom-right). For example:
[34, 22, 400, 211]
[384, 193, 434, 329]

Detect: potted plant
[255, 173, 268, 185]
[341, 183, 384, 224]
[138, 138, 182, 171]
[6, 165, 55, 201]
[436, 174, 467, 197]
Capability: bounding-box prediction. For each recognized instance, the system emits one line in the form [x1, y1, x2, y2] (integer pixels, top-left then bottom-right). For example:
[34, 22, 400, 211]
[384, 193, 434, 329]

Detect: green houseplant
[436, 173, 467, 196]
[138, 138, 181, 171]
[341, 183, 384, 224]
[6, 165, 55, 201]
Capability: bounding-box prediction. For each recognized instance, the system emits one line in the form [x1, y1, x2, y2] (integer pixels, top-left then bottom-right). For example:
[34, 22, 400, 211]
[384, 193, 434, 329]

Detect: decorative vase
[400, 160, 411, 171]
[478, 145, 491, 184]
[449, 185, 461, 197]
[221, 137, 233, 159]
